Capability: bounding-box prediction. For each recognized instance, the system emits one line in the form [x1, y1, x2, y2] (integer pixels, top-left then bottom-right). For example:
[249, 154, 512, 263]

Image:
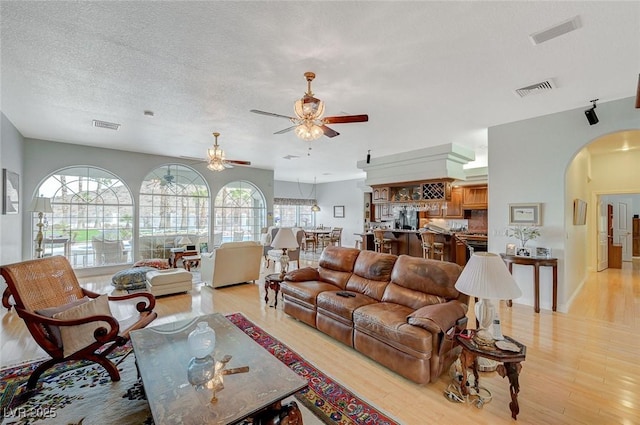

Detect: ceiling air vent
[529, 16, 581, 45]
[514, 79, 556, 98]
[92, 119, 121, 130]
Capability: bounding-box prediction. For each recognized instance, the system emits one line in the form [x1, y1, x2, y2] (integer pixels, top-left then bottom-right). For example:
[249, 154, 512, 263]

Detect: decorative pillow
[53, 294, 114, 358]
[112, 267, 158, 290]
[133, 259, 170, 269]
[36, 296, 91, 347]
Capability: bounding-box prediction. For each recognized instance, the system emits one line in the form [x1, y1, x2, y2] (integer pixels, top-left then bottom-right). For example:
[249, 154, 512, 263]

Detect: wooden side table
[169, 250, 198, 268]
[456, 334, 526, 420]
[264, 273, 283, 308]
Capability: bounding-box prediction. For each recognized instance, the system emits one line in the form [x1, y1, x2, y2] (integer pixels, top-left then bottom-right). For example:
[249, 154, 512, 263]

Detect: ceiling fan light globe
[295, 122, 323, 141]
[207, 159, 225, 172]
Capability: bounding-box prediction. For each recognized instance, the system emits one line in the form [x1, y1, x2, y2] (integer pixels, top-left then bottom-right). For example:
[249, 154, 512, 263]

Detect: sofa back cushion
[345, 250, 397, 300]
[318, 246, 360, 289]
[382, 255, 463, 310]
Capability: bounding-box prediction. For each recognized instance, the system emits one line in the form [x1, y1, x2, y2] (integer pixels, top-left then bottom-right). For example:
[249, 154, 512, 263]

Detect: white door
[614, 198, 633, 261]
[597, 198, 608, 271]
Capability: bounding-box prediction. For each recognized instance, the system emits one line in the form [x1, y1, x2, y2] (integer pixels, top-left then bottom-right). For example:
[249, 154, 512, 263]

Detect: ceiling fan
[250, 71, 368, 141]
[206, 132, 251, 171]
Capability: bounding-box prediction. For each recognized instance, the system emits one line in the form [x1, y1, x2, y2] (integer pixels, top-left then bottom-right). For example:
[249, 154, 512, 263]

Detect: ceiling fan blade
[225, 159, 251, 166]
[274, 125, 297, 135]
[324, 114, 369, 124]
[321, 125, 340, 138]
[250, 109, 296, 120]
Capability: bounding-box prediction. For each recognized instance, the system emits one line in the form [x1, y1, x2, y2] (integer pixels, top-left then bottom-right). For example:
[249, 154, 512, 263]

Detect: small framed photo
[505, 243, 517, 256]
[535, 247, 552, 258]
[199, 242, 208, 253]
[333, 205, 345, 218]
[509, 203, 541, 226]
[516, 247, 532, 257]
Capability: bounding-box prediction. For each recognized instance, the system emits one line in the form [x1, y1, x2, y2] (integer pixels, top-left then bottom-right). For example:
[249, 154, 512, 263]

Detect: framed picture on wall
[333, 205, 345, 218]
[573, 199, 587, 225]
[2, 169, 19, 215]
[509, 203, 541, 226]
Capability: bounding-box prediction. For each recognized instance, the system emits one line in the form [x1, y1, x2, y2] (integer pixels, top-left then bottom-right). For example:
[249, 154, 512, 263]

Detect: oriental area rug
[0, 313, 399, 425]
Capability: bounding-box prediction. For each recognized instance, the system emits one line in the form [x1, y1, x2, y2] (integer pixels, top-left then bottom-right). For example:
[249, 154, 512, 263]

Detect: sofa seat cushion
[354, 303, 433, 357]
[112, 267, 158, 290]
[317, 291, 377, 324]
[280, 280, 339, 307]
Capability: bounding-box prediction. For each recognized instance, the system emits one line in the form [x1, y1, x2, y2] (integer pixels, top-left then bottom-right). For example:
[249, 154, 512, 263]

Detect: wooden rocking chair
[0, 256, 157, 390]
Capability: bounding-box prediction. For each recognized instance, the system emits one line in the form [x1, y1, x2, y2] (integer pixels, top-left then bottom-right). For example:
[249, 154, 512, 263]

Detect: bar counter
[355, 230, 455, 262]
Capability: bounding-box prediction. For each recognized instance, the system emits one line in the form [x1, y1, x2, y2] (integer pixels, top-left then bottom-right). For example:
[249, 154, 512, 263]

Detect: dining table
[304, 228, 332, 251]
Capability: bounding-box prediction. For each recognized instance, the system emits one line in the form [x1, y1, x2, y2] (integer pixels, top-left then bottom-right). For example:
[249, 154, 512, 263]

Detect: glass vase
[187, 355, 215, 391]
[188, 321, 216, 359]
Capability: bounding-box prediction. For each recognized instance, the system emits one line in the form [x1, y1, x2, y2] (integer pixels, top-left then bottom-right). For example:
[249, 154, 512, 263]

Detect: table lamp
[454, 252, 522, 370]
[271, 228, 299, 279]
[28, 196, 53, 258]
[177, 236, 192, 248]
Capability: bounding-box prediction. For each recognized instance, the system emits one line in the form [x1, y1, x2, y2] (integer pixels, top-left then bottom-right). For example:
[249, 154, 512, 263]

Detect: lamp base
[278, 249, 290, 280]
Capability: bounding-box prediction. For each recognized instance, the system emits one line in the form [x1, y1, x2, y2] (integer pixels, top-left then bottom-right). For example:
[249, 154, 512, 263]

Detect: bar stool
[432, 242, 445, 261]
[418, 230, 434, 259]
[373, 230, 393, 254]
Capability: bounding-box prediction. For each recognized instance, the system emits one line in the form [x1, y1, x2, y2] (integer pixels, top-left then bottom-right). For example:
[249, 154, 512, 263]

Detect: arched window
[213, 181, 266, 246]
[139, 164, 209, 260]
[33, 167, 133, 268]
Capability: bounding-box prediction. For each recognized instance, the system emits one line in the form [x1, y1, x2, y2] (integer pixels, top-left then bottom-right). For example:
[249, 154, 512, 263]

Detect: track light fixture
[584, 99, 599, 125]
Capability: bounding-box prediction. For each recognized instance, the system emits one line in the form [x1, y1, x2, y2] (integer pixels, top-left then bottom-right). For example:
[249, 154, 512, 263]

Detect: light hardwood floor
[2, 257, 639, 424]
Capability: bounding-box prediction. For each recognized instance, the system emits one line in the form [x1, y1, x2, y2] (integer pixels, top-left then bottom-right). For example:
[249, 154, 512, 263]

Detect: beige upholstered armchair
[200, 241, 262, 288]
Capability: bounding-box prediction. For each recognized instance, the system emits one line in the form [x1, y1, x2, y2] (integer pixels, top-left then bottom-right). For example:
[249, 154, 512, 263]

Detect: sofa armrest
[407, 300, 468, 334]
[284, 267, 319, 282]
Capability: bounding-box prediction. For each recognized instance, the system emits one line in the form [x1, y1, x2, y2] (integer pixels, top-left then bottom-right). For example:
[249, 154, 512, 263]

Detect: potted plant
[507, 226, 541, 247]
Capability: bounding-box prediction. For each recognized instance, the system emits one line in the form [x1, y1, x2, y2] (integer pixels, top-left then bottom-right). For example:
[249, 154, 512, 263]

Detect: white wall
[488, 96, 639, 312]
[1, 113, 24, 265]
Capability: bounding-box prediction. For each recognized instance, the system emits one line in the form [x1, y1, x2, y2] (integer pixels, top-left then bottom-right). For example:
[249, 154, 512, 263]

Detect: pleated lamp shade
[271, 228, 299, 250]
[28, 196, 53, 213]
[454, 252, 522, 300]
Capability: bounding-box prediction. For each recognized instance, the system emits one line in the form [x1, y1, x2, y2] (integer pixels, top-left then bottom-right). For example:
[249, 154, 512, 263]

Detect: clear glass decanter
[188, 321, 216, 359]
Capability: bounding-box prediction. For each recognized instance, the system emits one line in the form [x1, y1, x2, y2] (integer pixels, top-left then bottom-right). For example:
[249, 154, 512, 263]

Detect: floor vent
[514, 80, 556, 98]
[92, 119, 121, 130]
[530, 16, 581, 45]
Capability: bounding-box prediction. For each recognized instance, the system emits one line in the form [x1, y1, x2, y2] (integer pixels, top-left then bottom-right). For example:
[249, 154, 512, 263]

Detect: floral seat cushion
[133, 259, 170, 269]
[111, 267, 158, 290]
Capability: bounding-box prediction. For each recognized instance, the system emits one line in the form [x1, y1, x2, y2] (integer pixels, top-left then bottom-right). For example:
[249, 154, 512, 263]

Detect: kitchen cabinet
[444, 187, 463, 218]
[372, 187, 389, 203]
[462, 185, 488, 209]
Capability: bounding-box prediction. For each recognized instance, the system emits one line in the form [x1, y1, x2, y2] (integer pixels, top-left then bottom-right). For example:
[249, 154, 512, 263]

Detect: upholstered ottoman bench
[145, 268, 192, 297]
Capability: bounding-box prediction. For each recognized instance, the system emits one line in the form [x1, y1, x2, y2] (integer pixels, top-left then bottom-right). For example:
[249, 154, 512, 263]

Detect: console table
[500, 254, 558, 313]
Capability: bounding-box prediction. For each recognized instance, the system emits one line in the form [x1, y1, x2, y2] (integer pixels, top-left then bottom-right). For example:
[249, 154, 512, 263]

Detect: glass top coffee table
[130, 313, 308, 425]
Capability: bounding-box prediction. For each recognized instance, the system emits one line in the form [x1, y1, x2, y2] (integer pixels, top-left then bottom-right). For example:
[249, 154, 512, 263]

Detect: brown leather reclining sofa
[280, 245, 469, 384]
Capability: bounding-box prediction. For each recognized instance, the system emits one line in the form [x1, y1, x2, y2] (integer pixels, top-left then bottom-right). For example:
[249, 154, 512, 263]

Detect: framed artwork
[199, 242, 208, 253]
[333, 205, 345, 218]
[509, 203, 541, 226]
[516, 247, 532, 257]
[2, 169, 19, 215]
[573, 199, 587, 225]
[505, 243, 517, 256]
